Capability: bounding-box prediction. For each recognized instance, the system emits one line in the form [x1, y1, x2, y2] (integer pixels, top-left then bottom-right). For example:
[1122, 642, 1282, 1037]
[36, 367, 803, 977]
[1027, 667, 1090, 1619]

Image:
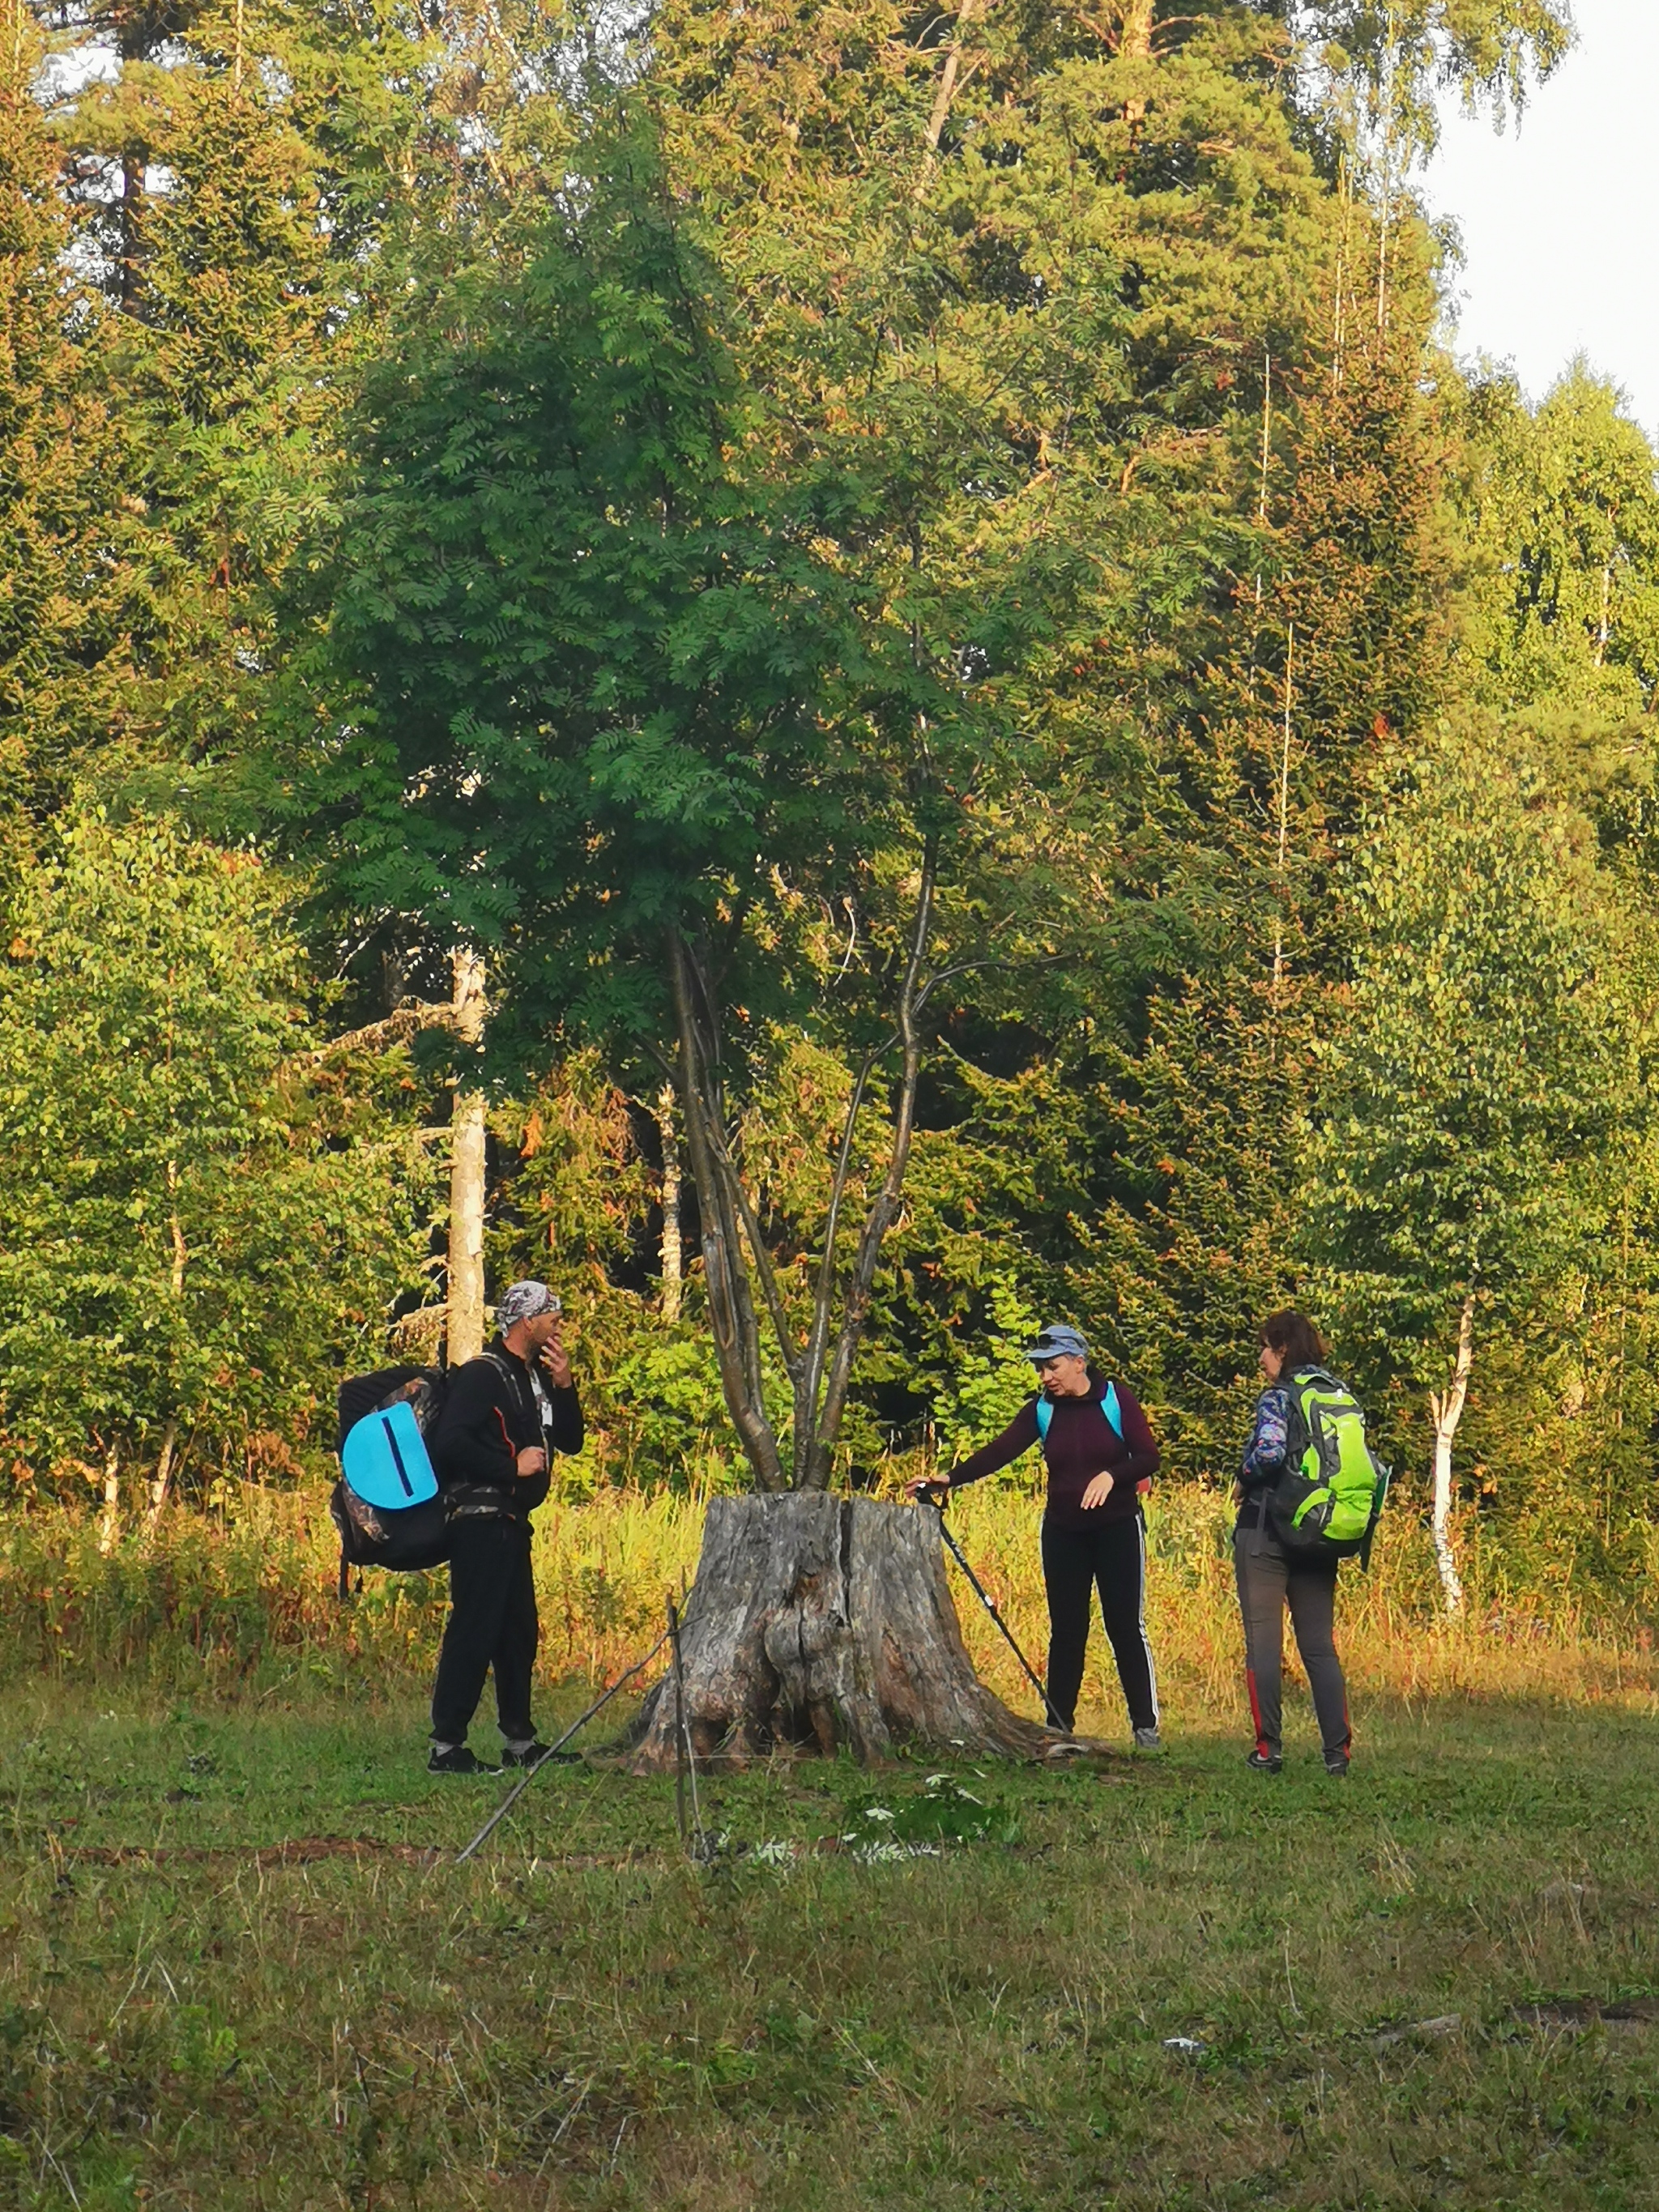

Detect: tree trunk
[1116, 0, 1154, 54]
[1116, 0, 1154, 126]
[98, 1446, 120, 1556]
[1427, 1294, 1473, 1616]
[447, 948, 488, 1366]
[919, 0, 988, 169]
[618, 1495, 1068, 1769]
[656, 1081, 682, 1323]
[146, 1420, 177, 1532]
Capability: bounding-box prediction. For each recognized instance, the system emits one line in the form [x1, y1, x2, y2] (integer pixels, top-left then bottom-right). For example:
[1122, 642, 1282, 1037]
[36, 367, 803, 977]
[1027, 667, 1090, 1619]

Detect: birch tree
[1300, 727, 1633, 1612]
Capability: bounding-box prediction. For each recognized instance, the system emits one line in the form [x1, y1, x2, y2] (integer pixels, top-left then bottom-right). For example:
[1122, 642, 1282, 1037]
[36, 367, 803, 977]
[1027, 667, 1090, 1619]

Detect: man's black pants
[1232, 1523, 1350, 1758]
[1040, 1514, 1158, 1733]
[430, 1517, 539, 1746]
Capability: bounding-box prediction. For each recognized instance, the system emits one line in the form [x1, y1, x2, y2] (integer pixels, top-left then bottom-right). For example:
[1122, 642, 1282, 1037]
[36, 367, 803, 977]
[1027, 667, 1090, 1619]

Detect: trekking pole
[454, 1628, 670, 1865]
[925, 1496, 1066, 1731]
[667, 1596, 707, 1859]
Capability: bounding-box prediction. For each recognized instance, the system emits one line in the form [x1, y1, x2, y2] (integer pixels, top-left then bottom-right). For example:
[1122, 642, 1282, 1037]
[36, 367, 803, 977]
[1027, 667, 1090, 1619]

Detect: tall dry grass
[2, 1478, 1654, 1720]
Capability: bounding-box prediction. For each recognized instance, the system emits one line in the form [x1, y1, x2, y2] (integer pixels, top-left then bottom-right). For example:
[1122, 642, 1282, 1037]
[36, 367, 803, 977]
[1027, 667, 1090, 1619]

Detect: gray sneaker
[1133, 1726, 1162, 1751]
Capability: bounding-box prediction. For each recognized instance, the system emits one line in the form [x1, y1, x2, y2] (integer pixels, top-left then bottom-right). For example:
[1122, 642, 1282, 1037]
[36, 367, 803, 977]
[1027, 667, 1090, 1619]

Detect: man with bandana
[426, 1281, 583, 1774]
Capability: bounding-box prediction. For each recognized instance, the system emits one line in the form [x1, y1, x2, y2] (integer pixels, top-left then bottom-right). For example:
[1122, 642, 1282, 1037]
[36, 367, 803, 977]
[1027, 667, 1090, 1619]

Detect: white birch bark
[98, 1446, 121, 1555]
[447, 949, 488, 1366]
[1427, 1294, 1473, 1616]
[657, 1082, 682, 1323]
[146, 1419, 177, 1532]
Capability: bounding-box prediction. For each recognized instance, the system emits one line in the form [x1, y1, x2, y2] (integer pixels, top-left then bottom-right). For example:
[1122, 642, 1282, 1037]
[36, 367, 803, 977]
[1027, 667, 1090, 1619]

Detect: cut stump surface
[618, 1493, 1073, 1769]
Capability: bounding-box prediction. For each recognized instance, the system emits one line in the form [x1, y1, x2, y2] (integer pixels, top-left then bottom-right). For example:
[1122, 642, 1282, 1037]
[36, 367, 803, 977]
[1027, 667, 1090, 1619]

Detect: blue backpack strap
[1034, 1387, 1125, 1447]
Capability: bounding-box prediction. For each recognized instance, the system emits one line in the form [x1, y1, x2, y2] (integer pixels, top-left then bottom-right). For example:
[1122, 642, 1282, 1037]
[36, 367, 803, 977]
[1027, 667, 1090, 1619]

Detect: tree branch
[679, 939, 802, 1391]
[915, 0, 991, 193]
[297, 999, 457, 1066]
[795, 1044, 881, 1482]
[804, 840, 939, 1486]
[669, 933, 787, 1490]
[703, 1110, 805, 1387]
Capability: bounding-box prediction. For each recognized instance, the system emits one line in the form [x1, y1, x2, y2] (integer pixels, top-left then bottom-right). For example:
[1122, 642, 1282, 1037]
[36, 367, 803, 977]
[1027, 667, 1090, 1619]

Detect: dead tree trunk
[620, 1495, 1063, 1768]
[447, 949, 488, 1366]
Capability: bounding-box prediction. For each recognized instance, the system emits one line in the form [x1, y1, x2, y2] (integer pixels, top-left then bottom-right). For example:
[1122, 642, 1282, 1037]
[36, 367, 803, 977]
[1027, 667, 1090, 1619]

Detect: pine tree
[0, 7, 135, 830]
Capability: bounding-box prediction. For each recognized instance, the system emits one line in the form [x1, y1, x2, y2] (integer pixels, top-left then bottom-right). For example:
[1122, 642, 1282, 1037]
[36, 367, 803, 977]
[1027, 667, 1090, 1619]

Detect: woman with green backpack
[1235, 1309, 1378, 1777]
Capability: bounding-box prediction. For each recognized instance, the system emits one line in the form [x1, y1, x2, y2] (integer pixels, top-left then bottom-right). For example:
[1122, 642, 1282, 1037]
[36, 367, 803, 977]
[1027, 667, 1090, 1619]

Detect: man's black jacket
[431, 1337, 582, 1519]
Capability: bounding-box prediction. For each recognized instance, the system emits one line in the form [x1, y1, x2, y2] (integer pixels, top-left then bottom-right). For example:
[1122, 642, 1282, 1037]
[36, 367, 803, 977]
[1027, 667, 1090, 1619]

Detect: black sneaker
[1132, 1726, 1163, 1751]
[500, 1741, 557, 1770]
[428, 1744, 501, 1776]
[1246, 1750, 1283, 1775]
[1324, 1753, 1351, 1777]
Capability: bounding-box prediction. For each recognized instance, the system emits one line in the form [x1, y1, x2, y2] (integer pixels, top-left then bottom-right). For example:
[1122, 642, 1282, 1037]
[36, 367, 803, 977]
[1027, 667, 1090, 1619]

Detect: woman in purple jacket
[909, 1323, 1162, 1745]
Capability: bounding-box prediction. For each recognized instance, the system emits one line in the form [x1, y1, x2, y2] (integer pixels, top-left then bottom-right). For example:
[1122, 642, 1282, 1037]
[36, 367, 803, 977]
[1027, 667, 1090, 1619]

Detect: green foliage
[0, 808, 436, 1487]
[837, 1771, 1022, 1851]
[930, 1281, 1049, 1464]
[1303, 729, 1635, 1362]
[1307, 0, 1573, 152]
[1452, 362, 1659, 719]
[0, 22, 135, 833]
[0, 0, 1652, 1590]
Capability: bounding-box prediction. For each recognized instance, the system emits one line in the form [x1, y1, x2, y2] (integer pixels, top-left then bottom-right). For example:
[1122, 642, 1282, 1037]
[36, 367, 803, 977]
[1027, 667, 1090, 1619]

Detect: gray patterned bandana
[496, 1281, 561, 1331]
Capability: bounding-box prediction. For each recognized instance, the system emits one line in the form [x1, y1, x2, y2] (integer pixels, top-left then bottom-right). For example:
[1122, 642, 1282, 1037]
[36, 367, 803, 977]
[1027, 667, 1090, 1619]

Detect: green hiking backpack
[1268, 1366, 1391, 1564]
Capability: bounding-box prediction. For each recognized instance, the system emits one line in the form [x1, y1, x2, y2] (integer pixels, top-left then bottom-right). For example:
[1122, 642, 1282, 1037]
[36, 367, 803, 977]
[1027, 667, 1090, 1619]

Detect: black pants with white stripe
[1040, 1512, 1158, 1733]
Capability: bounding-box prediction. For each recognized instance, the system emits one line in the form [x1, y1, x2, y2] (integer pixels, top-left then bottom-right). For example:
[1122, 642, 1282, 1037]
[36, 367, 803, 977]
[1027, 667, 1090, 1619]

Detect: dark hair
[1260, 1308, 1326, 1375]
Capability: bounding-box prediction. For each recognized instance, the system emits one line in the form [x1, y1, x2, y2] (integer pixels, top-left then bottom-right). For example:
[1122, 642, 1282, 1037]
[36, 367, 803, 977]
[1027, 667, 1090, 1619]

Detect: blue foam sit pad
[340, 1398, 439, 1511]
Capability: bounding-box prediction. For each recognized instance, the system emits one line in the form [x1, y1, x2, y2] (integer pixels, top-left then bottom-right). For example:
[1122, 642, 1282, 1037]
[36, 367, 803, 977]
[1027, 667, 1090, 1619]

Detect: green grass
[2, 1669, 1657, 2210]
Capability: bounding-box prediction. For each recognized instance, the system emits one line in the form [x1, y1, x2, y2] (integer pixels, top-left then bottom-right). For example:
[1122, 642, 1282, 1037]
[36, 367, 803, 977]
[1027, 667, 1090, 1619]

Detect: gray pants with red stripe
[1232, 1520, 1350, 1759]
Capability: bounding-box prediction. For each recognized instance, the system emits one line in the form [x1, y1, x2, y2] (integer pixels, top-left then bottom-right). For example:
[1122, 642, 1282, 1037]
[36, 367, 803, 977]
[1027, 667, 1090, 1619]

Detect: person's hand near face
[537, 1316, 573, 1390]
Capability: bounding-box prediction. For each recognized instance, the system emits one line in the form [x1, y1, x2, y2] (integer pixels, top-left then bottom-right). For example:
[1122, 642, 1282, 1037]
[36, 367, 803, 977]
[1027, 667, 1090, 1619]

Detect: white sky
[1421, 0, 1659, 440]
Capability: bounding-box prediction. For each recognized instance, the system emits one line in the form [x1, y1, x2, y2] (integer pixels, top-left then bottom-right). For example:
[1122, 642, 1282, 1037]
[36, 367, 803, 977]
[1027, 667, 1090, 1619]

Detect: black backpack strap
[338, 1544, 351, 1604]
[480, 1347, 543, 1438]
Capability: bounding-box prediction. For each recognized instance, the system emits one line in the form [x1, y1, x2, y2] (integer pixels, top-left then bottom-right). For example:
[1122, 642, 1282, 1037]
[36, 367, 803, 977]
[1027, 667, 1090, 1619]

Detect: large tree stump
[618, 1494, 1063, 1769]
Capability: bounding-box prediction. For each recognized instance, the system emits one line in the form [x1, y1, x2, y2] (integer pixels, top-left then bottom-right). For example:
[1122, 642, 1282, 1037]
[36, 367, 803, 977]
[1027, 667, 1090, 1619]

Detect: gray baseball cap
[1022, 1323, 1088, 1364]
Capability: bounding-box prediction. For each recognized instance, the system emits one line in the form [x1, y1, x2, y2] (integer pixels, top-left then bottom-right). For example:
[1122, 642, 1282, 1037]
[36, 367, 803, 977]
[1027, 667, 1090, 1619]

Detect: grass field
[3, 1640, 1658, 2211]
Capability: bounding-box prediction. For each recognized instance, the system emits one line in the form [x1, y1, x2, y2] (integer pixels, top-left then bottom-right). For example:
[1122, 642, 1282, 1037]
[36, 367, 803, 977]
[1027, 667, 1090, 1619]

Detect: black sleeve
[546, 1383, 583, 1457]
[432, 1361, 517, 1488]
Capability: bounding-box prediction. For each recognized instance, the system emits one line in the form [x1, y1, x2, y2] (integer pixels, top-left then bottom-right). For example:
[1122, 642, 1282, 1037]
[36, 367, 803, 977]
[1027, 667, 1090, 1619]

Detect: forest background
[1, 0, 1653, 1630]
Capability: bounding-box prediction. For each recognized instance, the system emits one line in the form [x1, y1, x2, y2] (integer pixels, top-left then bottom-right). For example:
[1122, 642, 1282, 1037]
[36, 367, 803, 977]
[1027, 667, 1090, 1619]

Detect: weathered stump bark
[618, 1494, 1063, 1769]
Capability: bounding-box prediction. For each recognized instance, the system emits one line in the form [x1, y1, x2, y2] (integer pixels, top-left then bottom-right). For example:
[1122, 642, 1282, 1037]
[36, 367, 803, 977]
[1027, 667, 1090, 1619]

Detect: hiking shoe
[1132, 1726, 1163, 1751]
[499, 1741, 578, 1770]
[1324, 1753, 1351, 1777]
[428, 1744, 501, 1776]
[1245, 1750, 1283, 1775]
